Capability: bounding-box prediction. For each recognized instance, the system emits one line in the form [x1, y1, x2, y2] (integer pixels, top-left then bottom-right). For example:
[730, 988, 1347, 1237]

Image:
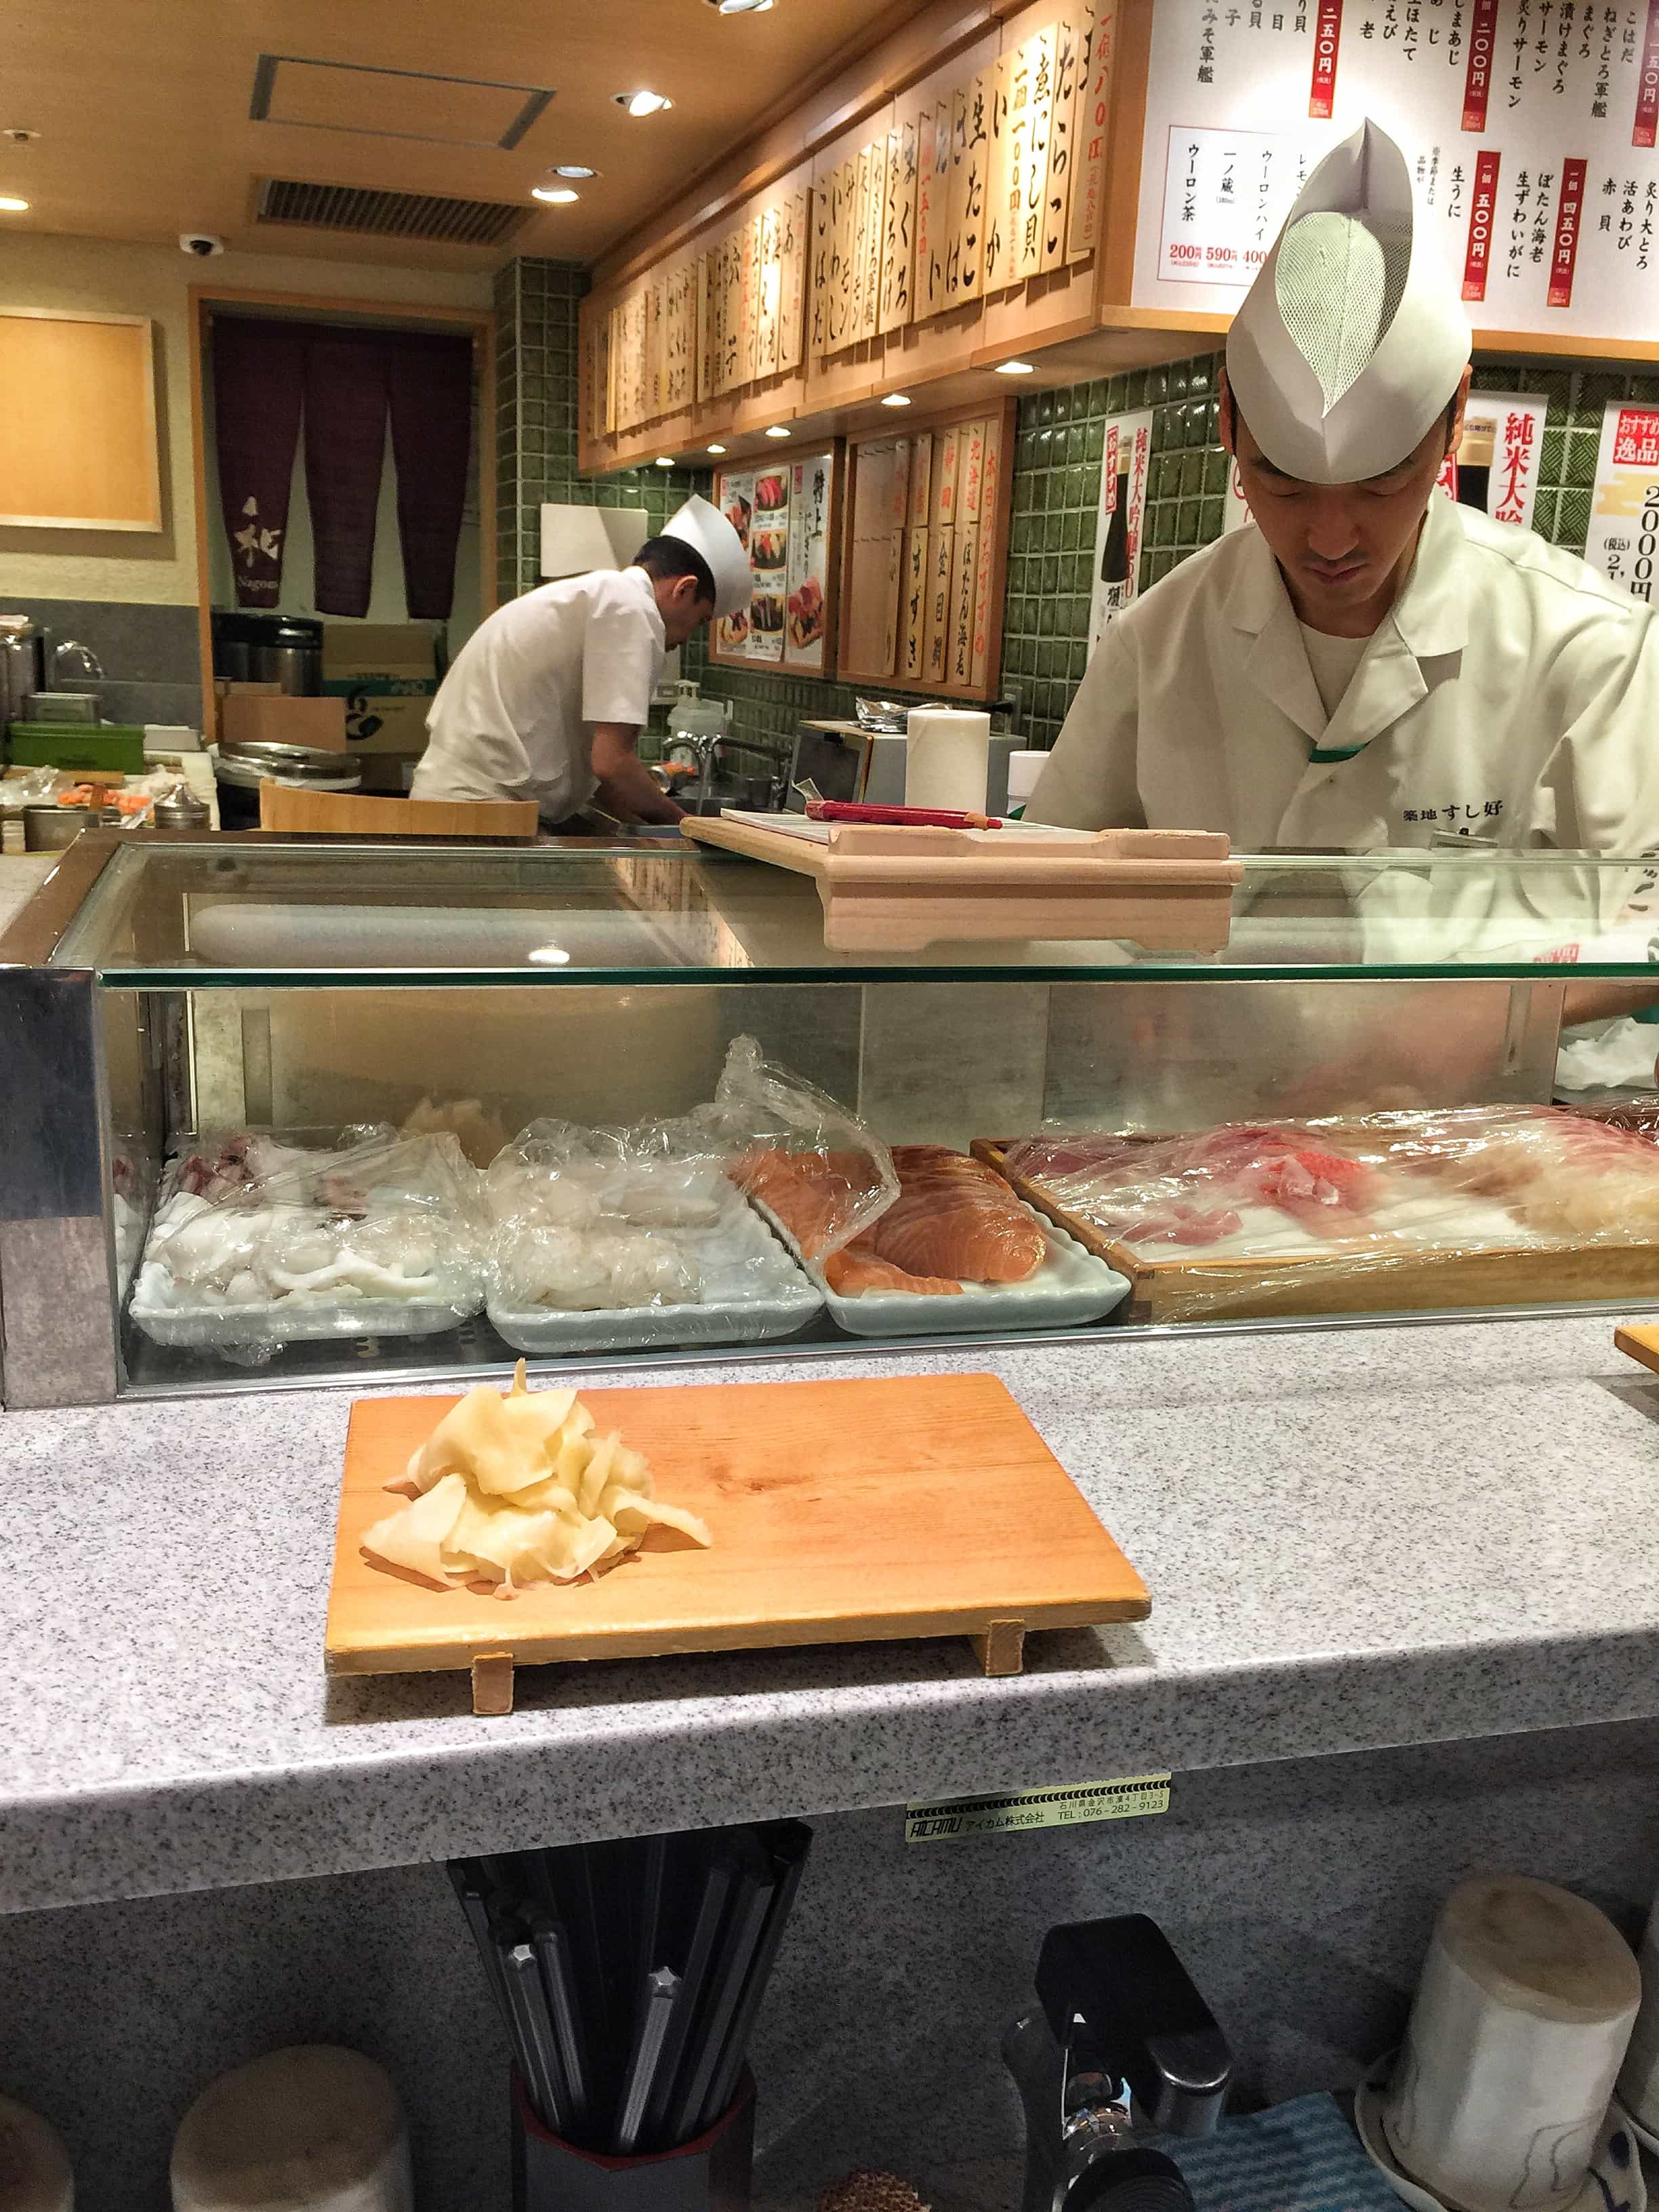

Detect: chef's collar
[1223, 488, 1470, 660]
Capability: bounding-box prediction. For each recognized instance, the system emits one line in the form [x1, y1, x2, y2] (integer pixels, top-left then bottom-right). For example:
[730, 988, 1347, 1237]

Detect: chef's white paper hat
[662, 493, 752, 620]
[1225, 119, 1470, 484]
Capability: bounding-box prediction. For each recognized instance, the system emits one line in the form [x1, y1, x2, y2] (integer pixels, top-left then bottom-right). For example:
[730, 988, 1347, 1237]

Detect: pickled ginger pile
[361, 1361, 711, 1597]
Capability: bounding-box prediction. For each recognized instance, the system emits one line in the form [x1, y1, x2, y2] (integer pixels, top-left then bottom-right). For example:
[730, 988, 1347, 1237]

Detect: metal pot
[211, 612, 323, 695]
[0, 616, 44, 728]
[23, 804, 98, 852]
[212, 739, 361, 829]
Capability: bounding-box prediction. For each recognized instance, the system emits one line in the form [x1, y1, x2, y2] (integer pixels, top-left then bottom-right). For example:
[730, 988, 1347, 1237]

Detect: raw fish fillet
[731, 1147, 886, 1258]
[874, 1145, 1046, 1282]
[823, 1240, 962, 1296]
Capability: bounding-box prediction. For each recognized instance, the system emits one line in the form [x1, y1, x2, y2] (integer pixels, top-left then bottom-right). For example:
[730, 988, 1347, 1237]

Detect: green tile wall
[497, 255, 1659, 760]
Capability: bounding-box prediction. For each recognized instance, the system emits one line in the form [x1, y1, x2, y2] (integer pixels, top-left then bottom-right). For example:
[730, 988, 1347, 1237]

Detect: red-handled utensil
[804, 800, 1004, 829]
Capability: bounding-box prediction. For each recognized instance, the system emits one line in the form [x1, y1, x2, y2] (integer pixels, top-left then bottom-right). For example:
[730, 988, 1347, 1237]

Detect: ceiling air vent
[254, 177, 531, 247]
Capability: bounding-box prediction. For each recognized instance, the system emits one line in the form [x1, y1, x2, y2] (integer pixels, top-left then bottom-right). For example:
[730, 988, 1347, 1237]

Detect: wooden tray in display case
[971, 1140, 1659, 1326]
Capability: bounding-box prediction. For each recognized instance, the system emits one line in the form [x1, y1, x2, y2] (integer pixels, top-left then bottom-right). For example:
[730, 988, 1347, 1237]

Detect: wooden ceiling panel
[3, 0, 938, 270]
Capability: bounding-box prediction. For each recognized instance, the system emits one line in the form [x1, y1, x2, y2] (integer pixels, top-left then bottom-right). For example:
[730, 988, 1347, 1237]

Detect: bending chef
[412, 494, 750, 827]
[1027, 120, 1659, 862]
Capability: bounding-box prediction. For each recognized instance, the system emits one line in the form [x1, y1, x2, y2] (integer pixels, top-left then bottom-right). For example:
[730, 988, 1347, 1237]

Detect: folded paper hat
[1225, 119, 1471, 485]
[663, 493, 752, 620]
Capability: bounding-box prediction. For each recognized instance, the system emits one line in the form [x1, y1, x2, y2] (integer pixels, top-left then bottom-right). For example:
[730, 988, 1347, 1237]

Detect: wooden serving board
[972, 1140, 1659, 1326]
[325, 1372, 1149, 1711]
[1616, 1323, 1659, 1375]
[680, 817, 1242, 953]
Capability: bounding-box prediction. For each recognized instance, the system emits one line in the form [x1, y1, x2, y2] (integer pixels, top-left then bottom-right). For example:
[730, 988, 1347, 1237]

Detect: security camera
[180, 232, 224, 258]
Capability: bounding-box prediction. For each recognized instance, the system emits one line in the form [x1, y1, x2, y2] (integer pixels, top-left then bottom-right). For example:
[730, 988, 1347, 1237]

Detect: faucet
[49, 638, 104, 686]
[1005, 1915, 1233, 2212]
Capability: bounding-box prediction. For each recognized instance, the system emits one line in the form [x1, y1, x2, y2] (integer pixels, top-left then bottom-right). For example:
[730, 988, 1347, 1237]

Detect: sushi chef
[411, 494, 750, 826]
[1026, 120, 1659, 862]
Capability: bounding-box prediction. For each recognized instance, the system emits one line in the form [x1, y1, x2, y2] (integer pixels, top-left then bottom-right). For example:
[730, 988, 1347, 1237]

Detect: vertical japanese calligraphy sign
[1549, 159, 1588, 306]
[1637, 0, 1659, 146]
[1462, 0, 1499, 131]
[1463, 150, 1502, 300]
[1309, 0, 1343, 119]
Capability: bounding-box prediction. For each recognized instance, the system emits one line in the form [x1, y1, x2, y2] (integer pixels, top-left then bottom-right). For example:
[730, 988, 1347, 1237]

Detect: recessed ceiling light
[0, 128, 39, 146]
[552, 164, 598, 179]
[996, 359, 1036, 375]
[764, 424, 790, 439]
[880, 392, 912, 407]
[707, 0, 775, 12]
[653, 456, 675, 468]
[707, 443, 727, 454]
[0, 195, 29, 213]
[532, 186, 579, 204]
[615, 90, 673, 116]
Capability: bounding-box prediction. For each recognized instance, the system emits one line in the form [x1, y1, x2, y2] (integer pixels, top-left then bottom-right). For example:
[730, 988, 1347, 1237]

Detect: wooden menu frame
[707, 442, 846, 677]
[0, 306, 161, 531]
[836, 396, 1015, 704]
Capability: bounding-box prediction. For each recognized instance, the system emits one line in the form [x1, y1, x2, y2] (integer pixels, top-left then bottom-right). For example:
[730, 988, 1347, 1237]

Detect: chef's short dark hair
[633, 537, 717, 603]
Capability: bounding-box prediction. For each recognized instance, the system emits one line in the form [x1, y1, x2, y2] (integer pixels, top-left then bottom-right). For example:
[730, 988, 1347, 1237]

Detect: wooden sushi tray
[971, 1139, 1659, 1326]
[325, 1372, 1149, 1713]
[679, 817, 1243, 953]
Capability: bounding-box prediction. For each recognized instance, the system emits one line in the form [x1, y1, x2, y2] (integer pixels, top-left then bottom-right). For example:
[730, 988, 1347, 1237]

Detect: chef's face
[653, 573, 718, 649]
[1221, 366, 1472, 635]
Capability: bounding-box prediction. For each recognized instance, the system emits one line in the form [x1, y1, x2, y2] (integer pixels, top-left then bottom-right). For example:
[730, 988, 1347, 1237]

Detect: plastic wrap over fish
[484, 1112, 821, 1350]
[1000, 1105, 1659, 1313]
[129, 1126, 489, 1361]
[699, 1035, 899, 1263]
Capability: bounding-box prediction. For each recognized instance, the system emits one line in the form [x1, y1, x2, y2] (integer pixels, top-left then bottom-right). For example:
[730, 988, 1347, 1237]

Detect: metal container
[152, 786, 211, 831]
[0, 615, 44, 727]
[213, 739, 361, 829]
[22, 805, 98, 853]
[27, 691, 100, 723]
[210, 612, 323, 695]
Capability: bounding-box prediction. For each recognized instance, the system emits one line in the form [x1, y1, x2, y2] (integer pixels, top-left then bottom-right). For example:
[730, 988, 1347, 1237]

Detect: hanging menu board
[712, 450, 843, 672]
[1132, 0, 1659, 344]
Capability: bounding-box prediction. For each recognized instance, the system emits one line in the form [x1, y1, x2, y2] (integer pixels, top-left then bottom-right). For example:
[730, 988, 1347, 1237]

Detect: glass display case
[4, 827, 1658, 1408]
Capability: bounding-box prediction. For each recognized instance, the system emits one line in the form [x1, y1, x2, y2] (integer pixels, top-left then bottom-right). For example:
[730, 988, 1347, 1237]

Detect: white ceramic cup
[0, 2092, 74, 2212]
[1616, 1887, 1659, 2131]
[1382, 1875, 1640, 2212]
[170, 2046, 413, 2212]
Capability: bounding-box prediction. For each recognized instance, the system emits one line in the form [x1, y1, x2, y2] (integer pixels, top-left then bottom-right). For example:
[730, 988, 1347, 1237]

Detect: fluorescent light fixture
[880, 392, 912, 407]
[531, 186, 579, 203]
[996, 358, 1036, 375]
[706, 443, 727, 454]
[0, 195, 29, 212]
[615, 90, 674, 115]
[552, 163, 598, 178]
[653, 456, 675, 468]
[764, 424, 790, 438]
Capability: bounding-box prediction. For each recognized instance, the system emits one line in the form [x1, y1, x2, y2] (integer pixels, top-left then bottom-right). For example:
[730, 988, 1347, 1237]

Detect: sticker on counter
[904, 1773, 1172, 1843]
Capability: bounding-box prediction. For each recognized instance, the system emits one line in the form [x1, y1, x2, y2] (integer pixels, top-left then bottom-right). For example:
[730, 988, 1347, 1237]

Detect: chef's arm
[591, 724, 685, 824]
[1560, 980, 1659, 1027]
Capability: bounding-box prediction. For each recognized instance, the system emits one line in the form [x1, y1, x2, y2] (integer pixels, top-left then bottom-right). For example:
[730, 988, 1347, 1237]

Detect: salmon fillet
[731, 1147, 886, 1259]
[824, 1237, 962, 1296]
[871, 1145, 1046, 1283]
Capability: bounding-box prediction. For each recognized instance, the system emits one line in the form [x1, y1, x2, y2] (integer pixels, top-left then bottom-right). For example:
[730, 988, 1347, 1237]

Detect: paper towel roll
[171, 2047, 413, 2212]
[0, 2094, 73, 2212]
[904, 708, 991, 813]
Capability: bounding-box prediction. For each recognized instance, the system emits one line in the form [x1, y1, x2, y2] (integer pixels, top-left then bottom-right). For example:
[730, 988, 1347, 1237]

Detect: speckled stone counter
[6, 1311, 1658, 1916]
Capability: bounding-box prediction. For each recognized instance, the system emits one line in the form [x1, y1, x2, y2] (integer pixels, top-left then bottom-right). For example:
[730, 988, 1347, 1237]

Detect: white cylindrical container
[171, 2047, 413, 2212]
[1616, 1886, 1659, 2131]
[0, 2093, 73, 2211]
[1004, 749, 1048, 816]
[903, 707, 991, 813]
[1382, 1876, 1639, 2212]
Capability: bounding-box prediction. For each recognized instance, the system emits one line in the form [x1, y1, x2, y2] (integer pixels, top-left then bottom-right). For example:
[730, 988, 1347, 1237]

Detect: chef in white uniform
[412, 494, 750, 826]
[1027, 121, 1659, 861]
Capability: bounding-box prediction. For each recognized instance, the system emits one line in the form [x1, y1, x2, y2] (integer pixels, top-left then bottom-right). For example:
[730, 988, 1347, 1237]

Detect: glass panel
[45, 838, 1659, 987]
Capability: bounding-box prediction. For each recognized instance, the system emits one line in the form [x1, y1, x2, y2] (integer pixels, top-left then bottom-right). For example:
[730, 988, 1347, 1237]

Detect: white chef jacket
[411, 567, 665, 819]
[1028, 491, 1659, 854]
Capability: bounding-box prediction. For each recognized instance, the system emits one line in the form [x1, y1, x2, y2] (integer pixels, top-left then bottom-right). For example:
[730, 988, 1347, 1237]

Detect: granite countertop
[4, 1313, 1659, 1916]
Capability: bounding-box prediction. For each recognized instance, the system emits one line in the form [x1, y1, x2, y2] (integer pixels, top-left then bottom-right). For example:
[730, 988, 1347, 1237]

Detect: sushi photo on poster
[747, 467, 791, 663]
[784, 453, 834, 672]
[1087, 411, 1153, 655]
[716, 469, 756, 655]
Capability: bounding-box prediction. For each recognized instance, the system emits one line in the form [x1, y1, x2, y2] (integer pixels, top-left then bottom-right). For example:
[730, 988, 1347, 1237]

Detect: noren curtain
[211, 314, 474, 619]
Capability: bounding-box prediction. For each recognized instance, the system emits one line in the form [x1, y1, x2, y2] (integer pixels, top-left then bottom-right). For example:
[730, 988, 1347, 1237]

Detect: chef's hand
[591, 723, 686, 826]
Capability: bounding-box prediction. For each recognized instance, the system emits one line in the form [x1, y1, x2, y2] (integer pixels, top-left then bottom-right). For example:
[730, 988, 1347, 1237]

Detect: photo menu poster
[1087, 411, 1154, 653]
[1133, 0, 1659, 344]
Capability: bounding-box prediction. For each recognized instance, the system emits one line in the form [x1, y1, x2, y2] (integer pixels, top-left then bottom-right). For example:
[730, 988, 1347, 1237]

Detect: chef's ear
[1443, 365, 1474, 457]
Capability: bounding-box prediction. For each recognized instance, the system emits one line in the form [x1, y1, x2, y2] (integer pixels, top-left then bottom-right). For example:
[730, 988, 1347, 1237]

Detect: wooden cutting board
[1616, 1323, 1659, 1375]
[325, 1372, 1149, 1712]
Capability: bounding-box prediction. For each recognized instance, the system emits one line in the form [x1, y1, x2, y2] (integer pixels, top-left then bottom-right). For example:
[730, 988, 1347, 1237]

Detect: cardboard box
[218, 695, 347, 751]
[215, 680, 282, 699]
[322, 623, 440, 756]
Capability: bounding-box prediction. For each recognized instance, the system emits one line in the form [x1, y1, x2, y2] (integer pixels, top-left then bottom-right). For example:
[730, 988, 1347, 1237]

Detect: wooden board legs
[472, 1652, 515, 1715]
[970, 1619, 1026, 1676]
